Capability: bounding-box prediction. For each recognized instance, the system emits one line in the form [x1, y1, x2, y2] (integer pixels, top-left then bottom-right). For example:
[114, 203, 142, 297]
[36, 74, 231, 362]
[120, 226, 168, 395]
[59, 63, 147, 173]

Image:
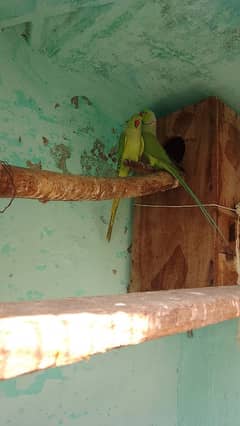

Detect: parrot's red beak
[134, 119, 141, 128]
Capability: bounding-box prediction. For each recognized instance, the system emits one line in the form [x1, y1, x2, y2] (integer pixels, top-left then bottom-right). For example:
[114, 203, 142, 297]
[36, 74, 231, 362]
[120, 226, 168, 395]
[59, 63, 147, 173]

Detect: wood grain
[130, 97, 240, 292]
[0, 164, 178, 202]
[1, 286, 240, 380]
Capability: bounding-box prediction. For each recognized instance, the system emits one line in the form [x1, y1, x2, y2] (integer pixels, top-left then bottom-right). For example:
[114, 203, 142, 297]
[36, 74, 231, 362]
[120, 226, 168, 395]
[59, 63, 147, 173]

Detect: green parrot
[140, 109, 226, 242]
[106, 114, 144, 242]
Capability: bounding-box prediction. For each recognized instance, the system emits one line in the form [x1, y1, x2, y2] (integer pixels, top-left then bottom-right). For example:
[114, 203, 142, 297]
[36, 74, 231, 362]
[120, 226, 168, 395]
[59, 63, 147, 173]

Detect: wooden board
[1, 286, 240, 380]
[130, 97, 240, 291]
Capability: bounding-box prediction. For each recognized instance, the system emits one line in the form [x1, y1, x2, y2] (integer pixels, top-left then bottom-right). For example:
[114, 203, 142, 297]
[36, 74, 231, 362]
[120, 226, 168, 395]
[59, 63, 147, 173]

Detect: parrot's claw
[124, 159, 157, 174]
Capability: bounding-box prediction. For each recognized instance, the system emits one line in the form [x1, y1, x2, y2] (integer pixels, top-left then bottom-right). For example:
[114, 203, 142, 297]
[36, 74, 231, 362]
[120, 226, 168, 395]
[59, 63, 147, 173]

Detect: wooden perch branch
[1, 286, 240, 380]
[0, 163, 178, 202]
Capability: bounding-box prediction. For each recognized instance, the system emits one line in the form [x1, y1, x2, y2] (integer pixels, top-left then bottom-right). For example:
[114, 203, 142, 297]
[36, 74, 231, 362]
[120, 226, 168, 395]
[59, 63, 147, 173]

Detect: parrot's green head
[126, 114, 143, 129]
[140, 110, 157, 126]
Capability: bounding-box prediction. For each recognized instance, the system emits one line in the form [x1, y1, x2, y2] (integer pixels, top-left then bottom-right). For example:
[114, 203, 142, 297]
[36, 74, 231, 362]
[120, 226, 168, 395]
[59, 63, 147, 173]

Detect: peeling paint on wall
[80, 138, 117, 176]
[50, 143, 71, 173]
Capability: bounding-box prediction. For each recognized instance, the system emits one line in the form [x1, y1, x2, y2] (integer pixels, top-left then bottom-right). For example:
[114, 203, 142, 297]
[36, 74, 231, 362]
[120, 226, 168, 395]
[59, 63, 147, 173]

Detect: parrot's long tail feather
[106, 199, 120, 242]
[167, 164, 227, 244]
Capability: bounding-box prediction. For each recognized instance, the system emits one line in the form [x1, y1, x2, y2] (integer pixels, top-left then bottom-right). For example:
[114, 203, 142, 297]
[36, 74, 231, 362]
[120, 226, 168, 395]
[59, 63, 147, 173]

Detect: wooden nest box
[130, 97, 240, 291]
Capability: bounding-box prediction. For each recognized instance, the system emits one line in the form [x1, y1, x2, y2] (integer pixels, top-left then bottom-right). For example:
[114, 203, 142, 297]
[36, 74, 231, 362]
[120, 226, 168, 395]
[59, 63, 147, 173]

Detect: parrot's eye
[134, 119, 141, 128]
[139, 112, 144, 116]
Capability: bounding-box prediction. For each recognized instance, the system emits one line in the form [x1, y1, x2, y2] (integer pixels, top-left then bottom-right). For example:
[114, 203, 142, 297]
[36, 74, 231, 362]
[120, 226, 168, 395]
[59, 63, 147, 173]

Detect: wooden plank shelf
[0, 286, 240, 380]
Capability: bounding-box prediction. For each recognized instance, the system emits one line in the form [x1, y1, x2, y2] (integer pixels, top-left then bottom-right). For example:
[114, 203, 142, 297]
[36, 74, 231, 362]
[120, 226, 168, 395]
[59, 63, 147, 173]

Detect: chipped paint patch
[81, 95, 93, 106]
[25, 290, 44, 300]
[26, 160, 42, 170]
[35, 264, 47, 271]
[42, 136, 49, 146]
[80, 139, 117, 176]
[71, 96, 79, 109]
[50, 143, 71, 173]
[1, 243, 16, 256]
[0, 369, 64, 398]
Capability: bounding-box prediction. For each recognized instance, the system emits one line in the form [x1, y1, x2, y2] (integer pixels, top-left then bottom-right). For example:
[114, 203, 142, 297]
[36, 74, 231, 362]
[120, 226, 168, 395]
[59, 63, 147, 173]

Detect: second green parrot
[140, 109, 226, 242]
[106, 114, 144, 242]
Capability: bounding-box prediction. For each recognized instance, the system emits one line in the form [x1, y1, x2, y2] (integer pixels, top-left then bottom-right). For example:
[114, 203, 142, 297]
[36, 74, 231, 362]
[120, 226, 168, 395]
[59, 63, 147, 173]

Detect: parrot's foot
[124, 159, 158, 174]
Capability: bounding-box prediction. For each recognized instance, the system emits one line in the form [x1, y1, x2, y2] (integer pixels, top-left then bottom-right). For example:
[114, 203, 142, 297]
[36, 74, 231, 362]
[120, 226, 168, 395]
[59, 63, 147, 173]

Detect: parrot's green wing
[140, 135, 144, 158]
[142, 131, 172, 166]
[116, 132, 126, 173]
[142, 131, 227, 244]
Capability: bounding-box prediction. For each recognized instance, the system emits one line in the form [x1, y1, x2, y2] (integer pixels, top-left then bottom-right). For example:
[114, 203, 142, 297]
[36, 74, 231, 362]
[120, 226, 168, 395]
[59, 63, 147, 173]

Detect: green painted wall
[0, 1, 240, 425]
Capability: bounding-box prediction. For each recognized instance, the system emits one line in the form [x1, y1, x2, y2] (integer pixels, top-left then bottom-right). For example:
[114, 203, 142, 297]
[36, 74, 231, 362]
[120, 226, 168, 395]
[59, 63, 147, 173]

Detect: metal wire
[134, 202, 237, 214]
[0, 161, 16, 213]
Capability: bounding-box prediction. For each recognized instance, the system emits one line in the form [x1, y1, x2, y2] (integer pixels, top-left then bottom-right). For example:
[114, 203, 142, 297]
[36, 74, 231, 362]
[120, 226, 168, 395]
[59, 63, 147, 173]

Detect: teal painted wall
[0, 1, 240, 425]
